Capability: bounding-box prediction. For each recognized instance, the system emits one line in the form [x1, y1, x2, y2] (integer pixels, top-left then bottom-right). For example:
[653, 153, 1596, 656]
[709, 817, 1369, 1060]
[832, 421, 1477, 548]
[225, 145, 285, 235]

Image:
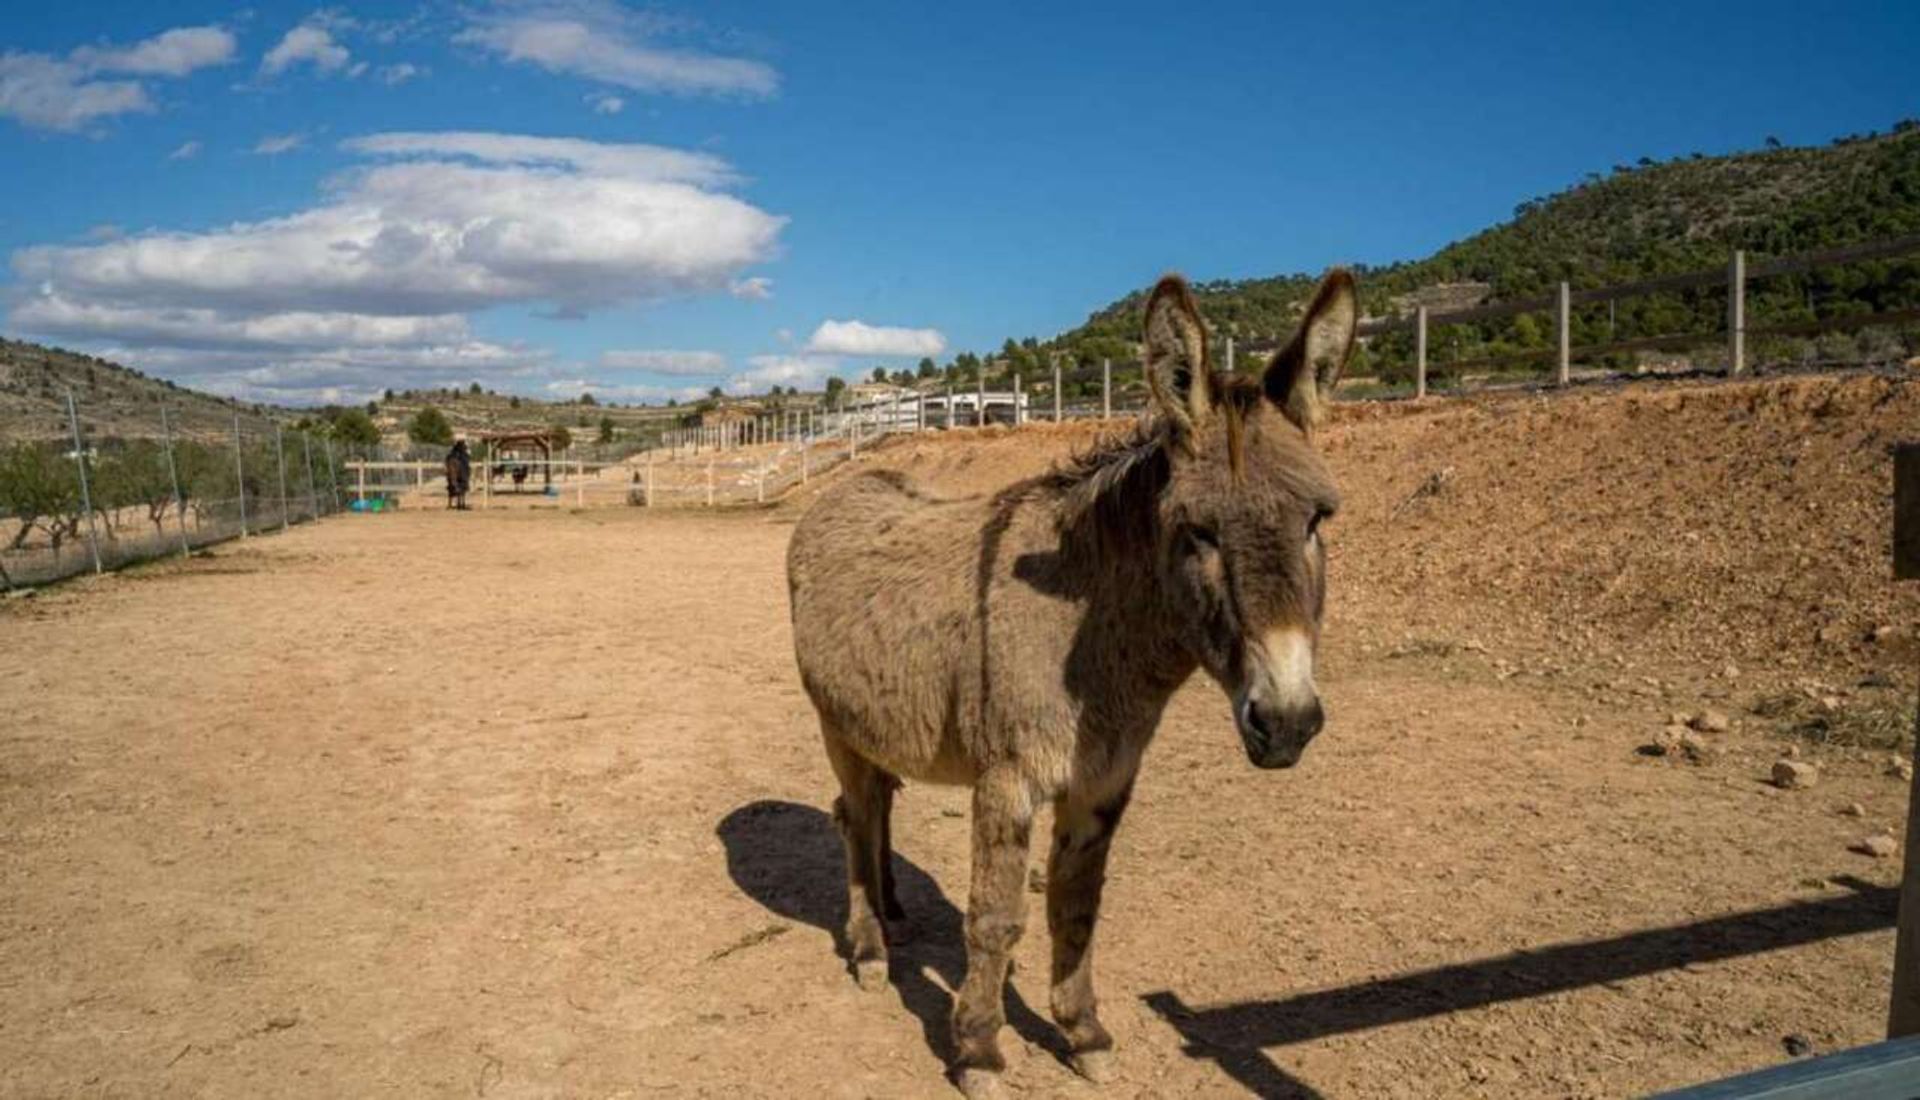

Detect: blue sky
[1, 0, 1916, 406]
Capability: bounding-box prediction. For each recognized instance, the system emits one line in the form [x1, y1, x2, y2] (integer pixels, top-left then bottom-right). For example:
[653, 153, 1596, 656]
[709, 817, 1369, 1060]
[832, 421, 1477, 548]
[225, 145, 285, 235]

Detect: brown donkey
[787, 270, 1357, 1097]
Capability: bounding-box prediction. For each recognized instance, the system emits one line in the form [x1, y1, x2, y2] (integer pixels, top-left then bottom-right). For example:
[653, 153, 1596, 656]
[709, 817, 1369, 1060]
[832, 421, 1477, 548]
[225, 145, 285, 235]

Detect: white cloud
[0, 55, 150, 133]
[7, 131, 786, 404]
[728, 275, 772, 300]
[86, 224, 124, 242]
[804, 319, 946, 358]
[543, 377, 707, 403]
[598, 349, 727, 375]
[729, 353, 841, 393]
[586, 90, 625, 114]
[0, 25, 235, 133]
[253, 132, 306, 155]
[458, 0, 777, 99]
[342, 130, 737, 185]
[378, 62, 422, 86]
[166, 139, 202, 160]
[261, 22, 352, 77]
[73, 26, 237, 77]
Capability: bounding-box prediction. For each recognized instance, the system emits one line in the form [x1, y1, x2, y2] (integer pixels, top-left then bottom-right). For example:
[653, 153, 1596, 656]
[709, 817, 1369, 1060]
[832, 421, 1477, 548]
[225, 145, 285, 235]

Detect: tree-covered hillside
[959, 123, 1920, 386]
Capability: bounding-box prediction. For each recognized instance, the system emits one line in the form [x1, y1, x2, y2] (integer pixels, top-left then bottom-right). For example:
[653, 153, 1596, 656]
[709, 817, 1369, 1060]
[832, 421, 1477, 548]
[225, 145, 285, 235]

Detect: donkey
[786, 270, 1356, 1097]
[444, 440, 471, 510]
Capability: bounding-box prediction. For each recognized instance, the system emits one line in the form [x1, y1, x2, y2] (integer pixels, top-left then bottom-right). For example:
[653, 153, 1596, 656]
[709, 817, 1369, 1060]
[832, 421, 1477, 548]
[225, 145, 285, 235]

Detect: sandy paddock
[0, 395, 1908, 1098]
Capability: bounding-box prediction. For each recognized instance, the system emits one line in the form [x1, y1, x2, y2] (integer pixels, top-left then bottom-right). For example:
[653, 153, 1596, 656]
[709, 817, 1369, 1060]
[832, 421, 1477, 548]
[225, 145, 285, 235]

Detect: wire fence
[0, 391, 357, 590]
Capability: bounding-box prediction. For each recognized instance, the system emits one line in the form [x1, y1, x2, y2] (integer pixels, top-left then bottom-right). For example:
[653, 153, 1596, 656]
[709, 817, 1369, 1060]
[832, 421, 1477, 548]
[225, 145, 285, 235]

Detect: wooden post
[1555, 281, 1571, 386]
[802, 436, 810, 483]
[1415, 305, 1429, 400]
[1890, 442, 1920, 1037]
[576, 458, 584, 507]
[1102, 358, 1111, 419]
[706, 457, 714, 507]
[1053, 359, 1062, 422]
[1226, 335, 1235, 374]
[1728, 249, 1747, 376]
[644, 452, 654, 507]
[301, 432, 319, 521]
[274, 425, 290, 530]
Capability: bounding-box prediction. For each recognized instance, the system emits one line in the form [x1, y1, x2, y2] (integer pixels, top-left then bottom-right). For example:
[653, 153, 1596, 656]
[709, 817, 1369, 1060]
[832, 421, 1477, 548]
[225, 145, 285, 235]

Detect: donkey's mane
[1041, 371, 1267, 538]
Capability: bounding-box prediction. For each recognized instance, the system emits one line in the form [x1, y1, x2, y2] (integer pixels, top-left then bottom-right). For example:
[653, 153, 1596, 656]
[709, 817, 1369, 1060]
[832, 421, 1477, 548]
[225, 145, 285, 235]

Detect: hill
[981, 124, 1920, 384]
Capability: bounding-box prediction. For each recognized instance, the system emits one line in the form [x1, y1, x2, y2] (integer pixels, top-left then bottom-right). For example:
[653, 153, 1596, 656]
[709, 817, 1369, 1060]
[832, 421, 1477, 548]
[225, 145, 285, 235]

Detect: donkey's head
[1142, 270, 1356, 769]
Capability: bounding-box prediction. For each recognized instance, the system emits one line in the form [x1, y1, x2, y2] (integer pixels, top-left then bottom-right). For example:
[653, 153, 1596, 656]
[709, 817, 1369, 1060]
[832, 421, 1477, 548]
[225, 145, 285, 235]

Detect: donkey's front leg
[951, 767, 1036, 1099]
[1046, 780, 1134, 1083]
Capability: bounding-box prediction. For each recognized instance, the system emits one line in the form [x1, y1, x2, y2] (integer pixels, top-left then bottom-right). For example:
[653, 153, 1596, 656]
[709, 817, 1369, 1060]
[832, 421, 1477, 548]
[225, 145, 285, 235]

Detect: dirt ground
[1, 372, 1912, 1098]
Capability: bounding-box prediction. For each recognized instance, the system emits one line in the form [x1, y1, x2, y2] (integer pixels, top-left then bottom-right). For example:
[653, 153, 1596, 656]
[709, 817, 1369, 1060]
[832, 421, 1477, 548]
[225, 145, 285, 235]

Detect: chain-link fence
[0, 391, 355, 590]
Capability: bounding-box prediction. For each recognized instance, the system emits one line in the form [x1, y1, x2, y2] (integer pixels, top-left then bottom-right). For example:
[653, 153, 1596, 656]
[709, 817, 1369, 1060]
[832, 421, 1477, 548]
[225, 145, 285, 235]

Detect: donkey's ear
[1141, 275, 1214, 440]
[1264, 268, 1357, 431]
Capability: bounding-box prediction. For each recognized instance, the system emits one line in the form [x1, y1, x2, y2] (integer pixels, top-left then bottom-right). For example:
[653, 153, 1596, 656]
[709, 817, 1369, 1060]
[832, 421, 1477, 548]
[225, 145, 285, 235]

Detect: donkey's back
[787, 468, 997, 784]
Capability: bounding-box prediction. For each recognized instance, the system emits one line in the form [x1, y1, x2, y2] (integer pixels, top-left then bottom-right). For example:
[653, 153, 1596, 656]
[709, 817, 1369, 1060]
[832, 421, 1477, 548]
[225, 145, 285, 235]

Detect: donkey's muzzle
[1237, 695, 1323, 770]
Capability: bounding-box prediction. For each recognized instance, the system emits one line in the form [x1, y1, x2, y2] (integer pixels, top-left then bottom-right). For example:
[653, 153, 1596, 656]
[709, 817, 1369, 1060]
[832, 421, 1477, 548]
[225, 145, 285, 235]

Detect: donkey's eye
[1183, 526, 1220, 553]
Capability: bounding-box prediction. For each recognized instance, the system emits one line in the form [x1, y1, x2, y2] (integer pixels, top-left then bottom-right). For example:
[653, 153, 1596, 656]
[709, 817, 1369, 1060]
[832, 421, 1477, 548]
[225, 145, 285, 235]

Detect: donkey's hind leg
[824, 735, 895, 992]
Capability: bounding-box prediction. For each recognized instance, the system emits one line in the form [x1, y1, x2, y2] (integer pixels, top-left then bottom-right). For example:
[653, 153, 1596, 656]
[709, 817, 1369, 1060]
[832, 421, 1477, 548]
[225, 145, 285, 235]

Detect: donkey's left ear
[1141, 274, 1213, 442]
[1264, 268, 1357, 431]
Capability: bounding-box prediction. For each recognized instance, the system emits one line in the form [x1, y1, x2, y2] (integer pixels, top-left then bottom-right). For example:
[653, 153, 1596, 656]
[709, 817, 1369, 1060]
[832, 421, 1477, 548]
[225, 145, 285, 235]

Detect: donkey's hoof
[1072, 1049, 1119, 1084]
[853, 958, 890, 992]
[953, 1067, 1009, 1100]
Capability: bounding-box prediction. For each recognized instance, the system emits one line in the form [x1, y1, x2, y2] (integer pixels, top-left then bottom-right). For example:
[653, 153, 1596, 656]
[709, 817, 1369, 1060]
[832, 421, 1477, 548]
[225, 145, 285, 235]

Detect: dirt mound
[815, 371, 1920, 710]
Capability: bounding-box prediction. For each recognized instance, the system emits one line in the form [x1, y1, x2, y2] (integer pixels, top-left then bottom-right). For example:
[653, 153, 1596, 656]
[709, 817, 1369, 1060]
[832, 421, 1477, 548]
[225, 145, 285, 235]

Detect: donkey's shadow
[717, 799, 1069, 1068]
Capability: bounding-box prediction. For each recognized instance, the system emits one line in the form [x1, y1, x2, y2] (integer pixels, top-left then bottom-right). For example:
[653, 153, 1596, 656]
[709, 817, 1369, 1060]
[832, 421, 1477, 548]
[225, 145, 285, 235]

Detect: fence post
[1415, 305, 1429, 400]
[644, 451, 654, 507]
[1888, 444, 1920, 1036]
[355, 460, 366, 507]
[323, 439, 340, 512]
[706, 457, 714, 506]
[1102, 359, 1111, 419]
[946, 385, 955, 429]
[159, 405, 191, 557]
[231, 412, 250, 537]
[916, 391, 925, 432]
[802, 434, 810, 483]
[301, 432, 319, 521]
[1728, 249, 1746, 375]
[62, 389, 104, 575]
[850, 411, 859, 459]
[576, 458, 585, 507]
[1053, 359, 1062, 422]
[977, 373, 986, 428]
[1226, 335, 1235, 374]
[1555, 281, 1571, 386]
[273, 425, 291, 531]
[1013, 373, 1023, 426]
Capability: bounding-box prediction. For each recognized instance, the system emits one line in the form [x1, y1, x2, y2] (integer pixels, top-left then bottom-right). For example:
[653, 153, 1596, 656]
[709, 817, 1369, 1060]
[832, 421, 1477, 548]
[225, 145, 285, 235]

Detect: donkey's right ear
[1141, 274, 1213, 443]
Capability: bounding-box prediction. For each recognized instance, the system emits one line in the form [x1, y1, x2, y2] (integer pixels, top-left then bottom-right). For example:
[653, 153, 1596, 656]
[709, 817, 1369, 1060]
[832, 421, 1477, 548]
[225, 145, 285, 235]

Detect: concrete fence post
[1013, 373, 1023, 426]
[1728, 249, 1747, 375]
[1226, 335, 1235, 374]
[1102, 359, 1112, 419]
[273, 425, 291, 530]
[946, 385, 955, 429]
[1415, 305, 1429, 400]
[301, 432, 319, 521]
[322, 438, 340, 512]
[1555, 281, 1572, 386]
[63, 390, 103, 575]
[231, 412, 250, 537]
[159, 405, 191, 557]
[976, 373, 986, 428]
[1053, 359, 1063, 422]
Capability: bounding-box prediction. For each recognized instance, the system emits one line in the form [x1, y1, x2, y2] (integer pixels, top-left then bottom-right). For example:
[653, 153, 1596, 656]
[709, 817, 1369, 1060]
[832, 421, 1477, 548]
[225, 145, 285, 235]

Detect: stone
[1688, 709, 1730, 733]
[1854, 835, 1899, 859]
[1869, 624, 1901, 644]
[1771, 760, 1819, 790]
[1838, 802, 1866, 818]
[1782, 1034, 1813, 1058]
[1677, 732, 1714, 763]
[1890, 756, 1916, 782]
